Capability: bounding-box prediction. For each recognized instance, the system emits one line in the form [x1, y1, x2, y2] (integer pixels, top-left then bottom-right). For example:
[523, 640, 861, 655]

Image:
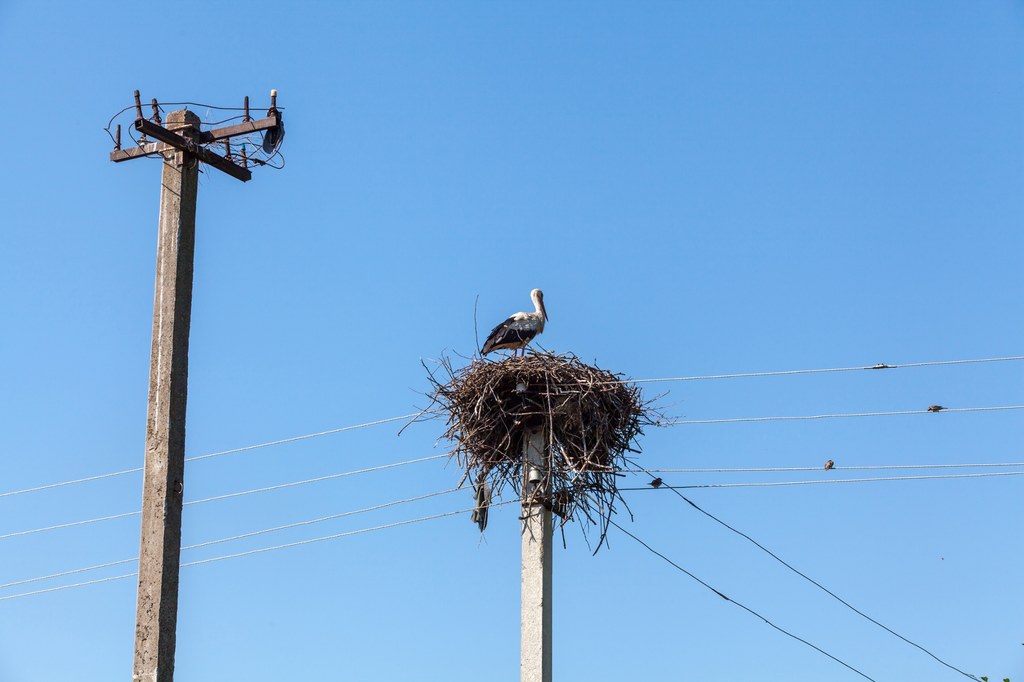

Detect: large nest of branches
[427, 350, 657, 548]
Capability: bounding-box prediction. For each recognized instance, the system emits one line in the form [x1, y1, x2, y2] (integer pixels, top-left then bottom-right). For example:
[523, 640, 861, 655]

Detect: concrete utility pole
[110, 91, 283, 682]
[521, 429, 553, 682]
[132, 109, 200, 682]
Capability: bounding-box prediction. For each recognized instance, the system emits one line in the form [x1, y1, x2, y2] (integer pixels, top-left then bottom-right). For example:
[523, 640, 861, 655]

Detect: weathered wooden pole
[521, 428, 553, 682]
[132, 109, 200, 682]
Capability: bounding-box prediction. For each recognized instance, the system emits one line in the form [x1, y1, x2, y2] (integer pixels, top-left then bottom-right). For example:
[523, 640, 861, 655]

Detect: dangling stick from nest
[428, 350, 658, 549]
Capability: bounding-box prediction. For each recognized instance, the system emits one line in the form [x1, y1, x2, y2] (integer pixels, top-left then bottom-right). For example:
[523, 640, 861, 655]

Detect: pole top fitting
[164, 109, 202, 133]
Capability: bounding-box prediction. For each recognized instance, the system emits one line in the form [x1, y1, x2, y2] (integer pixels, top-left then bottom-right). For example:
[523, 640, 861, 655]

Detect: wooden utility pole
[521, 429, 553, 682]
[111, 91, 283, 682]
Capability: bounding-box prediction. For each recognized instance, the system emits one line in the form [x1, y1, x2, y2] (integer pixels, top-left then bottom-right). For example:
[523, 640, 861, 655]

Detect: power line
[0, 487, 461, 591]
[621, 470, 1024, 490]
[0, 466, 146, 500]
[10, 456, 1006, 508]
[6, 354, 1020, 499]
[13, 465, 1016, 587]
[184, 453, 447, 506]
[0, 412, 427, 500]
[661, 405, 1024, 426]
[648, 479, 980, 680]
[0, 453, 448, 541]
[0, 510, 141, 541]
[610, 519, 878, 682]
[7, 453, 1021, 543]
[0, 501, 514, 602]
[185, 412, 429, 464]
[178, 503, 503, 570]
[627, 355, 1024, 384]
[184, 488, 460, 552]
[640, 461, 1024, 473]
[0, 557, 138, 592]
[0, 570, 141, 603]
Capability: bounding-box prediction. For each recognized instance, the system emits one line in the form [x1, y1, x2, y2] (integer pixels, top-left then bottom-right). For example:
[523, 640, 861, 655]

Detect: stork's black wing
[481, 316, 537, 354]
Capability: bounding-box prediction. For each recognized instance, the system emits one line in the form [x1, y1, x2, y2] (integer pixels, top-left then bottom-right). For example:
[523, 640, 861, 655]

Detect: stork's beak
[540, 299, 549, 321]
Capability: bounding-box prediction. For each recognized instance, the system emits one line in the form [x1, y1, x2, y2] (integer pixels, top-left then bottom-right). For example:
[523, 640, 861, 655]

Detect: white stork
[481, 289, 548, 356]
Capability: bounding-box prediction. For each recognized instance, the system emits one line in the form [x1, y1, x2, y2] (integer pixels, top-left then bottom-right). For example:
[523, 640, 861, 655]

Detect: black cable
[610, 519, 879, 682]
[198, 114, 250, 127]
[655, 484, 981, 681]
[158, 100, 284, 112]
[104, 98, 284, 152]
[619, 470, 1024, 490]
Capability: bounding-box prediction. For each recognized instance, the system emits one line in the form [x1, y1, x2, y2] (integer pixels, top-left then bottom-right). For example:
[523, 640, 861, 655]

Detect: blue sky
[1, 2, 1022, 680]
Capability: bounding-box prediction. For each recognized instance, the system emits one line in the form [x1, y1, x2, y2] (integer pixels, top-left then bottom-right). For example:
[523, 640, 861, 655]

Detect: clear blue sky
[1, 2, 1022, 680]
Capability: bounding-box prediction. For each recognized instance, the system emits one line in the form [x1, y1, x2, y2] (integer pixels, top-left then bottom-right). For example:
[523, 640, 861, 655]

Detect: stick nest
[428, 350, 657, 548]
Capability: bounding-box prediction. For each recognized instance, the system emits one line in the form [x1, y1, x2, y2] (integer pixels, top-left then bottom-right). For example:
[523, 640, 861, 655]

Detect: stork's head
[531, 288, 548, 321]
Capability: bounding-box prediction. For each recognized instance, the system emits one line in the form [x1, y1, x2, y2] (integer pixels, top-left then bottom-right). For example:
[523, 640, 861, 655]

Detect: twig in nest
[427, 349, 659, 549]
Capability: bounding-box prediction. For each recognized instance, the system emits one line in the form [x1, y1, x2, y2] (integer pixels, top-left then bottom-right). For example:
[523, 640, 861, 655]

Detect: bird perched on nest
[481, 288, 548, 356]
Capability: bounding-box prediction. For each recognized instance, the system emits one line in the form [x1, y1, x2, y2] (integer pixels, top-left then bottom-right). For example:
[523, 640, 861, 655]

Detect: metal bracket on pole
[132, 118, 252, 182]
[110, 89, 284, 183]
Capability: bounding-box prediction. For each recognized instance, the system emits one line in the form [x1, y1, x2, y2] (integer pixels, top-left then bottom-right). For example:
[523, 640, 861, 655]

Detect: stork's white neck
[530, 292, 547, 332]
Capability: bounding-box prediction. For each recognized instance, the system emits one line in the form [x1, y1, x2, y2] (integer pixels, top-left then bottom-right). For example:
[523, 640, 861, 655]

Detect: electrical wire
[189, 412, 431, 463]
[0, 479, 992, 682]
[8, 352, 1015, 497]
[158, 100, 284, 112]
[0, 570, 140, 602]
[6, 416, 1021, 538]
[197, 114, 249, 127]
[661, 405, 1024, 426]
[0, 452, 448, 541]
[0, 501, 515, 602]
[637, 462, 1024, 473]
[105, 98, 284, 131]
[105, 98, 286, 176]
[248, 152, 286, 170]
[626, 355, 1024, 384]
[644, 474, 981, 680]
[0, 487, 461, 592]
[610, 519, 878, 682]
[620, 470, 1024, 490]
[0, 510, 141, 541]
[0, 557, 138, 592]
[0, 466, 146, 499]
[178, 502, 510, 570]
[0, 412, 427, 499]
[184, 453, 448, 506]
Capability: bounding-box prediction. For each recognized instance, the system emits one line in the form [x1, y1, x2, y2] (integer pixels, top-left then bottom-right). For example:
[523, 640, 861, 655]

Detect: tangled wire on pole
[103, 92, 286, 169]
[427, 350, 658, 549]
